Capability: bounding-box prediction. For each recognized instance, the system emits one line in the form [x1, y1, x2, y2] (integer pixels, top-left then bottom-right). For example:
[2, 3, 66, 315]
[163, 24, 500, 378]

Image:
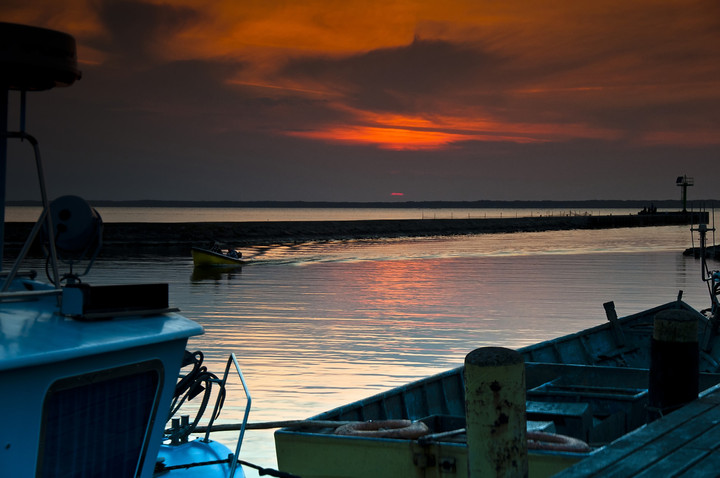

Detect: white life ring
[334, 419, 430, 439]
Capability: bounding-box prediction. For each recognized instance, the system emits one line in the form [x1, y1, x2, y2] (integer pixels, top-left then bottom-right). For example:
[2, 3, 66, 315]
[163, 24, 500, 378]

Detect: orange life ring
[527, 431, 591, 453]
[334, 419, 430, 439]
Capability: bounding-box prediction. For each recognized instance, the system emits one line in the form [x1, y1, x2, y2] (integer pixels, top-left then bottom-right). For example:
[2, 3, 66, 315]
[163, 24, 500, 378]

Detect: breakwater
[4, 211, 708, 257]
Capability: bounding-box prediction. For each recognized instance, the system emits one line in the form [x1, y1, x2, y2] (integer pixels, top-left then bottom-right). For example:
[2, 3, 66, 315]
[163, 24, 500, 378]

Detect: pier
[4, 211, 708, 257]
[554, 383, 720, 477]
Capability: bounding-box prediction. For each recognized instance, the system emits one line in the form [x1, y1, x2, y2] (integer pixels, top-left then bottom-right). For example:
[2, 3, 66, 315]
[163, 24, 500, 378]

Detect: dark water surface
[9, 222, 718, 476]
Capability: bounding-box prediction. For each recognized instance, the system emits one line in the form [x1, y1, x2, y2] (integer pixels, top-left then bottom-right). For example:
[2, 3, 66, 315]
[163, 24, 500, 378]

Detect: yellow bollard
[648, 309, 699, 422]
[464, 347, 527, 478]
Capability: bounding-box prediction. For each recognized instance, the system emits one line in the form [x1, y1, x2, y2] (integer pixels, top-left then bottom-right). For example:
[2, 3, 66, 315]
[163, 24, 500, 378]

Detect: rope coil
[334, 419, 430, 439]
[527, 431, 591, 453]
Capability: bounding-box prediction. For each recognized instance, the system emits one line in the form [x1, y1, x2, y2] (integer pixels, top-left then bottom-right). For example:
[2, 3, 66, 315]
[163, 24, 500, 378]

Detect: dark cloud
[281, 37, 511, 113]
[94, 0, 202, 64]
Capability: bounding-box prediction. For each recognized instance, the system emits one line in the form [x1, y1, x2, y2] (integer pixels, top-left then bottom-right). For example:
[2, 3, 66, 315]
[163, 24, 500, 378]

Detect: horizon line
[7, 198, 718, 208]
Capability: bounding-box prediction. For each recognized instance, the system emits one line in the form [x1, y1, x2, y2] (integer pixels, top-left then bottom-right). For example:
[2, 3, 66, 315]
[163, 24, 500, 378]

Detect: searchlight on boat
[44, 195, 103, 282]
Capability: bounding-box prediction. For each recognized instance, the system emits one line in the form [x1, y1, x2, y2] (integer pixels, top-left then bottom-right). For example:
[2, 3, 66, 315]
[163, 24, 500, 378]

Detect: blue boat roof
[0, 279, 203, 371]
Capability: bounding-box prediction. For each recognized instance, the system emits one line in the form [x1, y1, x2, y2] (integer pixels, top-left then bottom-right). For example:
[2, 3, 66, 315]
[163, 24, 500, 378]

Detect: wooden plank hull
[275, 299, 720, 478]
[276, 423, 588, 478]
[520, 300, 718, 371]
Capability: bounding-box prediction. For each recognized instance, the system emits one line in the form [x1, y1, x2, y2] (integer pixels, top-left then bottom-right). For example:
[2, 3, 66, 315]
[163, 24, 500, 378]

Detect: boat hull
[0, 281, 203, 477]
[157, 440, 245, 477]
[275, 427, 584, 478]
[276, 364, 720, 478]
[275, 299, 720, 478]
[191, 247, 246, 267]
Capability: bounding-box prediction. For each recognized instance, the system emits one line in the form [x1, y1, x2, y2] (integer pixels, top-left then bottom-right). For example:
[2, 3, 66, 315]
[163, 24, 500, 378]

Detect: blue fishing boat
[0, 22, 252, 477]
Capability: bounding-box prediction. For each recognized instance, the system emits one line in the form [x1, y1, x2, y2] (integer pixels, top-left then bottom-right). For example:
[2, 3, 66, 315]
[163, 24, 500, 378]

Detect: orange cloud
[357, 109, 622, 142]
[5, 0, 717, 151]
[287, 106, 622, 150]
[288, 124, 546, 150]
[288, 126, 467, 150]
[151, 0, 420, 65]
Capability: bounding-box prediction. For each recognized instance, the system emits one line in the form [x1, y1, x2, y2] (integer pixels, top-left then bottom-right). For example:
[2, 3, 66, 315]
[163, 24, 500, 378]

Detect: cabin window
[37, 360, 164, 477]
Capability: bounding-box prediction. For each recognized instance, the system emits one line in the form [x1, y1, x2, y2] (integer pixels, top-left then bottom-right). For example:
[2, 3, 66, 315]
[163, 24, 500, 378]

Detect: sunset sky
[3, 1, 719, 202]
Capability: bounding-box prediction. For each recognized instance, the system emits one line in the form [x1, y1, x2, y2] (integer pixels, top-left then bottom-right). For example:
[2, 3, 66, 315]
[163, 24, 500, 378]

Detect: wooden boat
[0, 23, 252, 477]
[275, 297, 720, 478]
[521, 297, 720, 371]
[192, 246, 246, 267]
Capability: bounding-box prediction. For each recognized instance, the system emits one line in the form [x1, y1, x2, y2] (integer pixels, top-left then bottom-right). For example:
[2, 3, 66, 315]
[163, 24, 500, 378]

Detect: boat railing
[0, 288, 63, 303]
[2, 38, 93, 301]
[218, 353, 252, 478]
[166, 352, 252, 478]
[1, 116, 62, 296]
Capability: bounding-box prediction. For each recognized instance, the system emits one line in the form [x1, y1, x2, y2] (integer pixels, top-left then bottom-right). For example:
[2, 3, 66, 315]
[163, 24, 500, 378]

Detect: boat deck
[554, 383, 720, 477]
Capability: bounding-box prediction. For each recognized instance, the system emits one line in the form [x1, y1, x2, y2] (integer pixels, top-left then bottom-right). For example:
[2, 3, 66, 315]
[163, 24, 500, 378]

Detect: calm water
[5, 209, 719, 477]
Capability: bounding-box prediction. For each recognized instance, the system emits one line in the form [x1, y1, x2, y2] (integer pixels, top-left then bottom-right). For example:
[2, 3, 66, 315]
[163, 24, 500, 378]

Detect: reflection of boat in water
[275, 293, 720, 478]
[191, 265, 243, 282]
[0, 22, 254, 477]
[192, 245, 246, 267]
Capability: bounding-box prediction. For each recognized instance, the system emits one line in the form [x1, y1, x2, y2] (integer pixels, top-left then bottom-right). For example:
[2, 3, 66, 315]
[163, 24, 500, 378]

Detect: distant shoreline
[7, 199, 718, 209]
[4, 212, 707, 257]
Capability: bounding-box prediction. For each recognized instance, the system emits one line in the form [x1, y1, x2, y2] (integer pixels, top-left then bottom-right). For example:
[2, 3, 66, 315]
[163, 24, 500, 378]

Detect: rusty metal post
[464, 347, 527, 478]
[648, 309, 699, 422]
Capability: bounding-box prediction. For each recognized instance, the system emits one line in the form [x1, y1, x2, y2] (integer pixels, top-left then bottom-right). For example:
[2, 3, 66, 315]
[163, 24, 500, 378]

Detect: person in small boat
[227, 249, 242, 259]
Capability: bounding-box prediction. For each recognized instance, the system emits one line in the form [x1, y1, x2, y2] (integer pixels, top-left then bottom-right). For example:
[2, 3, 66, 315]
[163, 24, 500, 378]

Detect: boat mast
[0, 22, 82, 275]
[0, 82, 7, 271]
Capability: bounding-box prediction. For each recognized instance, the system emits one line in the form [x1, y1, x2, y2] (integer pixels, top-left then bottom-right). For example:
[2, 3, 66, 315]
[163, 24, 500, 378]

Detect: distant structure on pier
[677, 175, 694, 212]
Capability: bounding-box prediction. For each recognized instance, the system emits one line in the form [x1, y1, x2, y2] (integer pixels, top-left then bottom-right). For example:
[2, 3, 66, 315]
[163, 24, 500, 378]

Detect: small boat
[275, 297, 720, 478]
[0, 22, 254, 477]
[192, 245, 246, 267]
